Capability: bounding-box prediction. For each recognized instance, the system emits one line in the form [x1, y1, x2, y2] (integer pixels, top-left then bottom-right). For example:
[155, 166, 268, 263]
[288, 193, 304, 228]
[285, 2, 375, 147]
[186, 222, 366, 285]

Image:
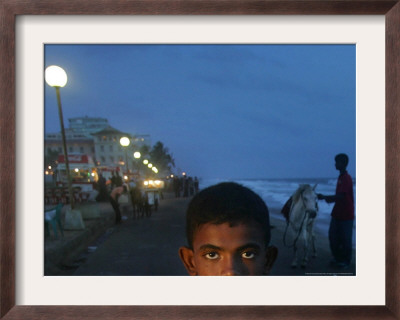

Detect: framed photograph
[1, 1, 399, 319]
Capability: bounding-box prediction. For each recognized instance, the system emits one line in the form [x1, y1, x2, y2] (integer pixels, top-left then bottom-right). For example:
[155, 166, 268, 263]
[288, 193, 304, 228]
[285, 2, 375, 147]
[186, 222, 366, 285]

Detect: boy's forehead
[193, 221, 266, 250]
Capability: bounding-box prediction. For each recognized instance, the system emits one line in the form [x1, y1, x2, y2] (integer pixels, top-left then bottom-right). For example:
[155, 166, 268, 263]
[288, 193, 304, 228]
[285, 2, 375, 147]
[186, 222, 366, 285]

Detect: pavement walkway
[57, 194, 356, 277]
[44, 201, 116, 275]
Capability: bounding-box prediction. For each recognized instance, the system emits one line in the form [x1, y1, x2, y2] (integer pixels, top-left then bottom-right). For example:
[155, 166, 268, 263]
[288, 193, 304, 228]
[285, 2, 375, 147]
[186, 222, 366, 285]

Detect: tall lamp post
[120, 136, 130, 174]
[45, 65, 75, 210]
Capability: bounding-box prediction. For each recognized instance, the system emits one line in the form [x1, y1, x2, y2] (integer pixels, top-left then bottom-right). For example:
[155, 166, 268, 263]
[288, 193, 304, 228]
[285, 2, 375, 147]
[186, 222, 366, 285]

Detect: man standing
[318, 153, 354, 269]
[110, 185, 127, 223]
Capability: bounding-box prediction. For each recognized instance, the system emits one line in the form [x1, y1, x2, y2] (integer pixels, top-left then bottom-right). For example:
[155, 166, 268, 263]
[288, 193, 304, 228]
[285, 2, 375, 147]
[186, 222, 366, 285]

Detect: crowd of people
[94, 171, 158, 224]
[172, 175, 199, 198]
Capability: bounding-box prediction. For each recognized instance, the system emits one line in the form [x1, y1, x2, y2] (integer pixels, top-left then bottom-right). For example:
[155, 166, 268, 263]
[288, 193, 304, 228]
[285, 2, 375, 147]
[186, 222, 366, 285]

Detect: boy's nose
[220, 256, 241, 276]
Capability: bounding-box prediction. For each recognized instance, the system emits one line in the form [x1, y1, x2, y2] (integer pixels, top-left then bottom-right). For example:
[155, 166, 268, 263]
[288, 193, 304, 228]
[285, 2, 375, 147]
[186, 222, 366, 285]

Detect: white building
[45, 129, 96, 161]
[45, 116, 151, 171]
[68, 116, 109, 134]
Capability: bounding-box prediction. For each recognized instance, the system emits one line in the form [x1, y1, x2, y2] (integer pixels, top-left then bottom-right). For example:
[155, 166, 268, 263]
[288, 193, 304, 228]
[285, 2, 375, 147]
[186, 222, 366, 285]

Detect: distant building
[45, 129, 96, 161]
[132, 134, 152, 148]
[91, 126, 131, 168]
[68, 116, 109, 134]
[45, 116, 151, 171]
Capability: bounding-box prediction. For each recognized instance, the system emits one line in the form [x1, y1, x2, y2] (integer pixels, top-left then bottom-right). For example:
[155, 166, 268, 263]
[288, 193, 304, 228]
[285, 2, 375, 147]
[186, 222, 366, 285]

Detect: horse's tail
[281, 197, 292, 224]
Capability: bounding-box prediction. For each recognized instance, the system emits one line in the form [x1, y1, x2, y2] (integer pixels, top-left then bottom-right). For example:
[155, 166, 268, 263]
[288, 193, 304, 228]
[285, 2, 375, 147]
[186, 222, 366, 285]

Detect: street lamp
[120, 136, 130, 173]
[45, 65, 75, 209]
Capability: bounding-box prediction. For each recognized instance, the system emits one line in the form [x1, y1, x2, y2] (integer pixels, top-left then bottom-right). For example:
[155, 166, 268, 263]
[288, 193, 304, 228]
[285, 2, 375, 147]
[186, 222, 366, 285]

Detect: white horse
[284, 184, 318, 268]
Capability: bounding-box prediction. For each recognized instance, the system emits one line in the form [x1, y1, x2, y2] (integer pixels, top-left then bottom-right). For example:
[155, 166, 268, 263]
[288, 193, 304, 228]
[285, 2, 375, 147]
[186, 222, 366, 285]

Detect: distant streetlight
[143, 159, 149, 165]
[148, 163, 153, 168]
[45, 65, 75, 209]
[134, 151, 141, 159]
[120, 136, 130, 173]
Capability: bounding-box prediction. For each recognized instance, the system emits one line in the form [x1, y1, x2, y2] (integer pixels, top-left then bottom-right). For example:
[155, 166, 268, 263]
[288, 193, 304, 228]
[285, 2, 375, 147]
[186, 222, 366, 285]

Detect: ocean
[199, 177, 356, 246]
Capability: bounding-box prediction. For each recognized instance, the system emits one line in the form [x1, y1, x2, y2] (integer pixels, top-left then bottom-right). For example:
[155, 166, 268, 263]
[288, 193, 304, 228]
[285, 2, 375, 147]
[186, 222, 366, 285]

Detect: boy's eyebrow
[236, 243, 262, 252]
[198, 244, 222, 251]
[198, 243, 262, 251]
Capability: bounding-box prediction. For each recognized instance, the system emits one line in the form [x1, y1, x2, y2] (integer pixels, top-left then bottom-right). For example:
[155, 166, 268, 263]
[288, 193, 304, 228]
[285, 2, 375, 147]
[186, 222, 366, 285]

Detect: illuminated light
[148, 163, 153, 168]
[45, 171, 49, 175]
[124, 175, 128, 180]
[171, 174, 174, 178]
[120, 136, 130, 147]
[152, 167, 158, 173]
[149, 180, 154, 185]
[155, 180, 161, 185]
[48, 166, 52, 170]
[143, 159, 149, 165]
[144, 181, 149, 186]
[134, 151, 141, 159]
[45, 65, 68, 87]
[74, 168, 79, 172]
[182, 172, 186, 176]
[91, 173, 95, 176]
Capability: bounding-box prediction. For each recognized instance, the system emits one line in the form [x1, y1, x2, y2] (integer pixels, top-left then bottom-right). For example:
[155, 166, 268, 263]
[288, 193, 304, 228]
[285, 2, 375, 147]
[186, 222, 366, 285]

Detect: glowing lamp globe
[120, 137, 130, 147]
[134, 151, 141, 159]
[45, 65, 68, 88]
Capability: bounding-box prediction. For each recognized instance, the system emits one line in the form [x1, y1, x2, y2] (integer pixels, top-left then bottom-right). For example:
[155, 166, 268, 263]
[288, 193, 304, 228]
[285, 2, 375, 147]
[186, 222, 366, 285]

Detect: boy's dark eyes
[202, 250, 258, 260]
[203, 251, 219, 260]
[241, 250, 257, 259]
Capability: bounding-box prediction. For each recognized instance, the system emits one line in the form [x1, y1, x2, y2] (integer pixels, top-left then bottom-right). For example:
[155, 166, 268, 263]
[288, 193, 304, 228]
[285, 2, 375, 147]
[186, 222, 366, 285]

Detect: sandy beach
[268, 206, 355, 276]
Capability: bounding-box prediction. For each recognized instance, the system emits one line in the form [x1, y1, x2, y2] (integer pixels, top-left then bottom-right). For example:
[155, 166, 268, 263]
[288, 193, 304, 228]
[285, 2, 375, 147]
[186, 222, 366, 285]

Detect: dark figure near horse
[318, 153, 354, 269]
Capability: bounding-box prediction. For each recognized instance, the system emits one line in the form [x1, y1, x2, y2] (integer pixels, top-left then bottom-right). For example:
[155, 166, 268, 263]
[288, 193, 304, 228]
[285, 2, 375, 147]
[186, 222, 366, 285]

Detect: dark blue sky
[45, 44, 356, 180]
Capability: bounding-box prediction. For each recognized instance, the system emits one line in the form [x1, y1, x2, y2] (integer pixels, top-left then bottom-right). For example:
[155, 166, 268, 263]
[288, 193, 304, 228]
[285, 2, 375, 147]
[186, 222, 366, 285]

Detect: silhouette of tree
[149, 141, 175, 175]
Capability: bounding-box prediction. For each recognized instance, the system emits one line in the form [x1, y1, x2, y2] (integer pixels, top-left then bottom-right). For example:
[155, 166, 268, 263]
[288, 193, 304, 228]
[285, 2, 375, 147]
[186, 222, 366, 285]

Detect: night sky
[44, 44, 356, 180]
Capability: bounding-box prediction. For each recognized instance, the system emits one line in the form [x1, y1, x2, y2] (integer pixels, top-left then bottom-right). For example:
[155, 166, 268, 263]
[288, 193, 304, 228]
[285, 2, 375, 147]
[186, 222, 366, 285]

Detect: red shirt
[331, 172, 354, 220]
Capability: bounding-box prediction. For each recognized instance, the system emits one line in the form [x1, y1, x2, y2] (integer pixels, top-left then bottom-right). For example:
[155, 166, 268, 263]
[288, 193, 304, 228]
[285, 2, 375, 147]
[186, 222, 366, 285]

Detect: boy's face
[179, 221, 277, 276]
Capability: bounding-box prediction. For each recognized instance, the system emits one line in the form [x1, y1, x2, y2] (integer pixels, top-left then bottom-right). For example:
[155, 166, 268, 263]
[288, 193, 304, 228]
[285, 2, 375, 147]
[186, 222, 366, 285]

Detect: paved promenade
[52, 193, 356, 277]
[74, 195, 189, 275]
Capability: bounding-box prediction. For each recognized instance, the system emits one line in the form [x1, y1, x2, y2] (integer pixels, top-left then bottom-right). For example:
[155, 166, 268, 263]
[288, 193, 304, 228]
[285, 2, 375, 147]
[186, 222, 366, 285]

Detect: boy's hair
[185, 182, 271, 249]
[335, 153, 349, 167]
